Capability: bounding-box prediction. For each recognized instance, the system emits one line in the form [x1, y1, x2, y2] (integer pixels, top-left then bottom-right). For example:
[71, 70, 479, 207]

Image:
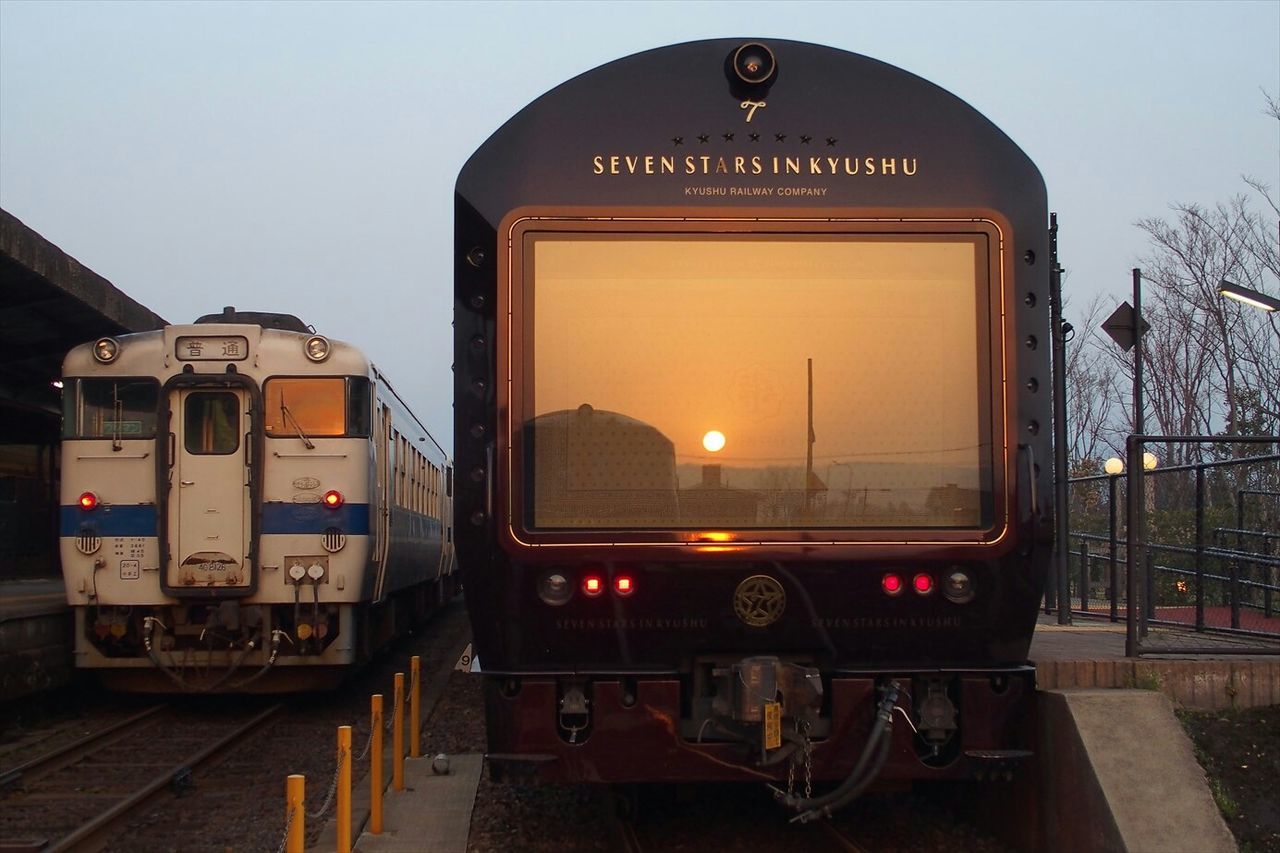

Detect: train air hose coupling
[776, 680, 901, 822]
[228, 630, 288, 690]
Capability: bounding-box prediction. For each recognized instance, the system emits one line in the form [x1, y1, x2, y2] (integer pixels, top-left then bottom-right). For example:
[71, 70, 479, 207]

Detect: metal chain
[275, 800, 296, 853]
[355, 724, 377, 762]
[801, 718, 813, 799]
[785, 718, 798, 799]
[786, 751, 796, 798]
[306, 746, 347, 820]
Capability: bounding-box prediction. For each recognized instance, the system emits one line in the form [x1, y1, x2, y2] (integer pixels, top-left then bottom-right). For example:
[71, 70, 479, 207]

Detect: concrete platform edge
[1037, 688, 1236, 853]
[1037, 658, 1280, 710]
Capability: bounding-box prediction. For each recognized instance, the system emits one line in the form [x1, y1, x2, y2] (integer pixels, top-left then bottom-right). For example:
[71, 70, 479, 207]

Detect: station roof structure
[0, 208, 166, 443]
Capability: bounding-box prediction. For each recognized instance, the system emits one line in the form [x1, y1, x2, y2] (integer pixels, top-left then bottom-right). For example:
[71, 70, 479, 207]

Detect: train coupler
[557, 679, 591, 744]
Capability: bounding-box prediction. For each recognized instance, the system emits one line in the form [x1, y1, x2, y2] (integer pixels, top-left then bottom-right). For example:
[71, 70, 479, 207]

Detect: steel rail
[48, 703, 285, 853]
[817, 821, 870, 852]
[0, 704, 168, 789]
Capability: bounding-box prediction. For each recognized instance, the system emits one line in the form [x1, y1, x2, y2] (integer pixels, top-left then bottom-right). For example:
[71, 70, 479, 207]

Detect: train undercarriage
[75, 578, 454, 692]
[484, 659, 1035, 816]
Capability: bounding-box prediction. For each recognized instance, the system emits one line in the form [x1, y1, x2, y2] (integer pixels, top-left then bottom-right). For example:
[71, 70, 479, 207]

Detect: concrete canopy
[0, 208, 166, 442]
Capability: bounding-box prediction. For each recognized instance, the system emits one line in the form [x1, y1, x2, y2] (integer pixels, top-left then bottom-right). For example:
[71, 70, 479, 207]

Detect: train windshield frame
[503, 216, 1010, 545]
[62, 377, 161, 439]
[263, 376, 372, 439]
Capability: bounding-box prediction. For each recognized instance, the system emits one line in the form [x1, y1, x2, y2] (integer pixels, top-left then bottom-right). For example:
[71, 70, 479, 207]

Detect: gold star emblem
[733, 575, 786, 627]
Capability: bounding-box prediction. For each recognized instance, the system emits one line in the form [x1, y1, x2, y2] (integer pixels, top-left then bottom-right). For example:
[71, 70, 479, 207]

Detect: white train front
[59, 309, 454, 692]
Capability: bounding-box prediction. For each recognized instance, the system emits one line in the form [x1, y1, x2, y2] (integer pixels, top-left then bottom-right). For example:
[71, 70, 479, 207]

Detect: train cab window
[184, 392, 240, 455]
[63, 378, 160, 439]
[347, 378, 372, 437]
[264, 378, 347, 438]
[516, 229, 997, 533]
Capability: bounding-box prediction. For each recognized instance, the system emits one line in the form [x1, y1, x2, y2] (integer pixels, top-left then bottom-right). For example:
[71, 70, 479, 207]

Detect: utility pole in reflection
[804, 357, 815, 516]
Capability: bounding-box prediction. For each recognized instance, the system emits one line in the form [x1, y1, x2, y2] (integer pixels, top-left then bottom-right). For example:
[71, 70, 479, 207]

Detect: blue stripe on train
[60, 503, 373, 537]
[60, 504, 158, 537]
[260, 502, 371, 535]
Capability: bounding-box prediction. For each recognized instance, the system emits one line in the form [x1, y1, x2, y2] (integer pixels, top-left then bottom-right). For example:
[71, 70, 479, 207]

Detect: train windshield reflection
[263, 377, 347, 438]
[522, 234, 996, 531]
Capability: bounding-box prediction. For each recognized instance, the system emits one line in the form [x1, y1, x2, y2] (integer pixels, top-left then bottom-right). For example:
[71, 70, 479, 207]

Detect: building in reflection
[678, 464, 761, 527]
[530, 404, 679, 528]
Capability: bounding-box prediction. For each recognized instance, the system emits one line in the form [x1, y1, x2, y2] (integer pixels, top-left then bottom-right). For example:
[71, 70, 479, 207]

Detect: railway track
[0, 702, 283, 852]
[0, 705, 167, 791]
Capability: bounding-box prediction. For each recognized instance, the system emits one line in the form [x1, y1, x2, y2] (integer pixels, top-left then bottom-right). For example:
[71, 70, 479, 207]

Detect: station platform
[0, 578, 72, 704]
[350, 754, 483, 853]
[1030, 613, 1280, 709]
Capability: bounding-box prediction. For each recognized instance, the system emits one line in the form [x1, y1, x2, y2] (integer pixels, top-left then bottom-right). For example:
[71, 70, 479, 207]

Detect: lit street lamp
[1219, 279, 1280, 313]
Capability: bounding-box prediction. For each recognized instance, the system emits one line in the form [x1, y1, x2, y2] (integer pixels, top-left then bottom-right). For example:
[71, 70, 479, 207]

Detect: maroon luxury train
[454, 39, 1052, 818]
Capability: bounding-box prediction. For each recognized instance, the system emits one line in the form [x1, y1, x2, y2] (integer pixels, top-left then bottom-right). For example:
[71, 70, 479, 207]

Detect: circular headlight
[304, 335, 331, 362]
[730, 42, 777, 86]
[93, 337, 120, 363]
[944, 570, 975, 604]
[537, 572, 573, 606]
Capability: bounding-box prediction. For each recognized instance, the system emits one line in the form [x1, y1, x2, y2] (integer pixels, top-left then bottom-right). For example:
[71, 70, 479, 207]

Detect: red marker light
[322, 490, 343, 509]
[582, 575, 604, 597]
[614, 576, 634, 596]
[881, 573, 903, 596]
[913, 573, 935, 595]
[79, 492, 99, 511]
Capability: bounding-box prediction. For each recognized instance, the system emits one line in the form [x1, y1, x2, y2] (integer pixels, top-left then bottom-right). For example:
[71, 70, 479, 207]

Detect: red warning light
[881, 573, 903, 596]
[913, 573, 935, 595]
[582, 575, 604, 597]
[322, 490, 343, 509]
[614, 576, 634, 596]
[79, 492, 99, 511]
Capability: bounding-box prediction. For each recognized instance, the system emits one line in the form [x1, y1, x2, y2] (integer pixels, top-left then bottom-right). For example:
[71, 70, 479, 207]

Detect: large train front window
[63, 378, 160, 439]
[263, 377, 369, 438]
[518, 230, 997, 532]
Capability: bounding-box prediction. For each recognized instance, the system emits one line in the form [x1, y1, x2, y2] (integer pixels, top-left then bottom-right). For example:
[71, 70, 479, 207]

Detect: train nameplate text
[591, 154, 919, 178]
[175, 336, 249, 361]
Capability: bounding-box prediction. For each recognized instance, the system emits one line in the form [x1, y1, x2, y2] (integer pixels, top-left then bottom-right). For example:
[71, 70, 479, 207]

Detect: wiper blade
[280, 402, 315, 450]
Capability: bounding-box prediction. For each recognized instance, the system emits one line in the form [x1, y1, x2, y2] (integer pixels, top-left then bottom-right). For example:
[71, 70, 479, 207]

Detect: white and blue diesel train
[59, 309, 454, 692]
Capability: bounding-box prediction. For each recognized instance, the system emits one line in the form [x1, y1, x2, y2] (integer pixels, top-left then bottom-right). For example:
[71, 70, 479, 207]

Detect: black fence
[1063, 441, 1280, 656]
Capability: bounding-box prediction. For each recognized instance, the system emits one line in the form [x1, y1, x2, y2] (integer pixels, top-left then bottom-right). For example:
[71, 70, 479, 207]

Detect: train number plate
[763, 701, 782, 750]
[175, 336, 249, 361]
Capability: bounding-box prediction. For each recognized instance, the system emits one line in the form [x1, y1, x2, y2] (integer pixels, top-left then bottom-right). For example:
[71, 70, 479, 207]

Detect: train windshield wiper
[279, 401, 315, 449]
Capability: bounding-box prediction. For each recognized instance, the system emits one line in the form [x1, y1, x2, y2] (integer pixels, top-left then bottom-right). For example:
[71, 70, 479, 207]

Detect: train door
[372, 402, 393, 600]
[167, 388, 251, 590]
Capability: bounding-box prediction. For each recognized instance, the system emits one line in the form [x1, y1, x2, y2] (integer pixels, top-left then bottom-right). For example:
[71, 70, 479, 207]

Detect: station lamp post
[1104, 457, 1123, 621]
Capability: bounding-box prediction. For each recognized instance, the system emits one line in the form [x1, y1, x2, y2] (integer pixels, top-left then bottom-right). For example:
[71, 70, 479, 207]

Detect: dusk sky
[2, 0, 1277, 446]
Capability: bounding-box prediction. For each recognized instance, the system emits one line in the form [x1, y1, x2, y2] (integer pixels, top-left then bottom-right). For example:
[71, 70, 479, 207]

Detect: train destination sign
[175, 335, 249, 361]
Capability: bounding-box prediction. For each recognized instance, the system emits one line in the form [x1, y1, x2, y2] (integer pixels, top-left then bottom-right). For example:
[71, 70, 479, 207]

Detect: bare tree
[1064, 293, 1124, 470]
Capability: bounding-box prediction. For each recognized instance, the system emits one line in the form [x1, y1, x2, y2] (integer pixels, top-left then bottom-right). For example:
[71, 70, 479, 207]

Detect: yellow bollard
[393, 672, 405, 791]
[371, 694, 384, 835]
[411, 655, 421, 758]
[337, 725, 352, 853]
[285, 774, 305, 853]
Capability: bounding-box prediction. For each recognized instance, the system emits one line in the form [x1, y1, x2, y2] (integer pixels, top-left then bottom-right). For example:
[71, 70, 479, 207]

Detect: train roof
[457, 38, 1045, 226]
[194, 307, 312, 333]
